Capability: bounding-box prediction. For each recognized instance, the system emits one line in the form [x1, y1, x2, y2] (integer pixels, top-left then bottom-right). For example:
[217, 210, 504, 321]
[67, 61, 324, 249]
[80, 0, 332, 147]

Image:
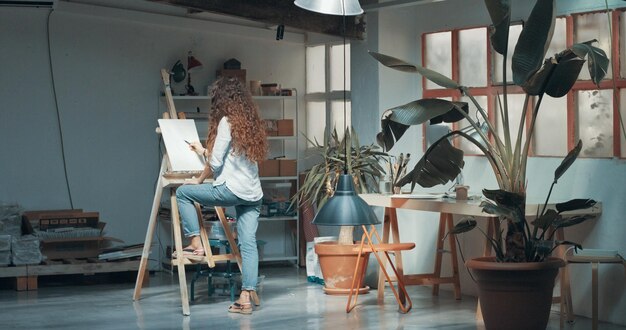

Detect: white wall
[0, 2, 305, 263]
[357, 0, 626, 325]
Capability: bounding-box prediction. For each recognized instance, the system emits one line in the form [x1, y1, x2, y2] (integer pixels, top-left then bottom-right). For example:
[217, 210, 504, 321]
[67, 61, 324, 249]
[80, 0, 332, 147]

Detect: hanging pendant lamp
[313, 174, 379, 226]
[297, 0, 377, 227]
[294, 0, 363, 16]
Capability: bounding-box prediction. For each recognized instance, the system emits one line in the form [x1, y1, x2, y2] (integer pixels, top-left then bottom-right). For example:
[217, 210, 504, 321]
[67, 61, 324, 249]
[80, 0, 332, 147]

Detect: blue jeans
[176, 183, 261, 291]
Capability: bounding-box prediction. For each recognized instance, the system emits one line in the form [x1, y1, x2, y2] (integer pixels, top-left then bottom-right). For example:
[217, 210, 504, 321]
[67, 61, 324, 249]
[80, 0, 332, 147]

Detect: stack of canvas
[11, 235, 42, 265]
[0, 235, 10, 266]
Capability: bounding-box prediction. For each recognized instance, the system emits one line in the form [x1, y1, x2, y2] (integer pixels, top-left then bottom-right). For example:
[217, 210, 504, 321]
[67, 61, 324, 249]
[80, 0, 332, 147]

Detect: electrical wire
[46, 8, 74, 209]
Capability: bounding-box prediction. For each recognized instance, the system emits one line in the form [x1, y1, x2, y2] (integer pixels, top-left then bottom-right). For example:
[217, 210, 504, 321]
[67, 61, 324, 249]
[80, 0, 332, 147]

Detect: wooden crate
[0, 258, 142, 291]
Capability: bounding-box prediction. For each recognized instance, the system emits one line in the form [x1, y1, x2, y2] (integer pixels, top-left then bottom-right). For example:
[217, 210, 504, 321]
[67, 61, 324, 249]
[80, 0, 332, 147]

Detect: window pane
[459, 28, 487, 87]
[546, 18, 567, 60]
[496, 94, 527, 148]
[306, 45, 325, 93]
[425, 31, 452, 89]
[331, 100, 352, 141]
[620, 89, 626, 157]
[493, 24, 522, 84]
[330, 43, 351, 91]
[459, 95, 488, 154]
[425, 97, 452, 149]
[306, 101, 326, 147]
[534, 95, 568, 156]
[577, 90, 613, 157]
[575, 13, 612, 80]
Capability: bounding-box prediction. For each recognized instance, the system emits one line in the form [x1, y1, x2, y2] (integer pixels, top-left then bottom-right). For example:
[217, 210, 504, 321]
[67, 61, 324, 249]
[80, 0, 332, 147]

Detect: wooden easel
[133, 69, 242, 316]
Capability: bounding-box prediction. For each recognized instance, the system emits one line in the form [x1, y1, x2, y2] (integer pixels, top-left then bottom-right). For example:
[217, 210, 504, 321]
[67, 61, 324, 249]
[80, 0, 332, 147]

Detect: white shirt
[209, 117, 263, 202]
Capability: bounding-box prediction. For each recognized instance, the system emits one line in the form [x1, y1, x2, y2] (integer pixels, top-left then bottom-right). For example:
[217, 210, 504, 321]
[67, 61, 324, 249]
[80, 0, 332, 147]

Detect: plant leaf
[512, 0, 556, 86]
[388, 99, 469, 126]
[480, 200, 519, 222]
[482, 188, 525, 206]
[443, 218, 477, 240]
[571, 40, 609, 85]
[555, 198, 597, 213]
[369, 51, 460, 89]
[531, 209, 559, 230]
[399, 138, 464, 189]
[429, 102, 469, 124]
[554, 139, 582, 183]
[484, 0, 511, 55]
[544, 56, 585, 97]
[449, 218, 477, 234]
[377, 99, 467, 150]
[553, 215, 594, 229]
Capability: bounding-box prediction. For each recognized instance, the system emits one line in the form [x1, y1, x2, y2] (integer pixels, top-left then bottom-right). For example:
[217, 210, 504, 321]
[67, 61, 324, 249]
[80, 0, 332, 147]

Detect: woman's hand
[188, 141, 206, 156]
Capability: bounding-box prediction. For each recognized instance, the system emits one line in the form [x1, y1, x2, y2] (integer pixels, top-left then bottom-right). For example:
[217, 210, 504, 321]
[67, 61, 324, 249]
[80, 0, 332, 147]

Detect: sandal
[250, 291, 261, 307]
[228, 301, 252, 314]
[171, 248, 195, 258]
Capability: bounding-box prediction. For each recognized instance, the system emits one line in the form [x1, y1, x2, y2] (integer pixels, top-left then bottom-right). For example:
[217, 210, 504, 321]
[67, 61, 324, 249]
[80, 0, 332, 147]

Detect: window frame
[304, 42, 352, 148]
[420, 9, 626, 159]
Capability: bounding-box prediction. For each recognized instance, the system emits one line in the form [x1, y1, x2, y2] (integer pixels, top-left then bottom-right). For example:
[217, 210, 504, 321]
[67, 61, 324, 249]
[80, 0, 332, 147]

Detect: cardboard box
[41, 237, 104, 259]
[258, 159, 279, 177]
[277, 119, 294, 136]
[216, 69, 246, 84]
[279, 159, 297, 176]
[262, 119, 278, 136]
[40, 223, 106, 260]
[34, 211, 99, 231]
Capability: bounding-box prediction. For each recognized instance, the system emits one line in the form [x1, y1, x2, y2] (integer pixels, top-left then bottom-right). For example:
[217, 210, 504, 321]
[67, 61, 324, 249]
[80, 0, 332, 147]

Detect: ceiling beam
[147, 0, 365, 39]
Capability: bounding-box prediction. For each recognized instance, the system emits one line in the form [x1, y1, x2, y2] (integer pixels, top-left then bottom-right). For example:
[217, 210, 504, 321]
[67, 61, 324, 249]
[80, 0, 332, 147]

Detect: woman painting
[175, 76, 267, 314]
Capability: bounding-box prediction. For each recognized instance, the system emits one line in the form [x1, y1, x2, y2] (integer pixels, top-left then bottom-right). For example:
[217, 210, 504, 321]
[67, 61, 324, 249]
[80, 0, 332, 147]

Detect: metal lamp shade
[312, 174, 379, 226]
[294, 0, 364, 16]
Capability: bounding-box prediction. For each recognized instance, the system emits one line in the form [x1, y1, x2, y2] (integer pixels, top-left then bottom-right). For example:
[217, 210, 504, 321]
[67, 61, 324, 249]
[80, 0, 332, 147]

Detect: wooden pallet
[0, 258, 142, 291]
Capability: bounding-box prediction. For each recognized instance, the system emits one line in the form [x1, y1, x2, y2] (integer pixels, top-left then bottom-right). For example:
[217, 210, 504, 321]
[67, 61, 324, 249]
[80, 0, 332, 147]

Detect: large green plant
[294, 128, 387, 245]
[371, 0, 609, 261]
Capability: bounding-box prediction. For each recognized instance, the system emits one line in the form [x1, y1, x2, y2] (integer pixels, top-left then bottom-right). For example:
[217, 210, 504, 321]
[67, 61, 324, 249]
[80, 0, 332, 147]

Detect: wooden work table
[359, 193, 603, 302]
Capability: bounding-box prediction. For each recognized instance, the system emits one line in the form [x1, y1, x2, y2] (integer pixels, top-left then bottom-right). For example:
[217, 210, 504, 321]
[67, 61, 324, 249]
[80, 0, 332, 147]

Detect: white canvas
[158, 119, 205, 172]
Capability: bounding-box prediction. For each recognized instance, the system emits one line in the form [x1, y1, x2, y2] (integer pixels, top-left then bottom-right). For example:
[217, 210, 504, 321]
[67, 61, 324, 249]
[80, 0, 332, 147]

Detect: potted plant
[369, 0, 608, 328]
[294, 128, 387, 294]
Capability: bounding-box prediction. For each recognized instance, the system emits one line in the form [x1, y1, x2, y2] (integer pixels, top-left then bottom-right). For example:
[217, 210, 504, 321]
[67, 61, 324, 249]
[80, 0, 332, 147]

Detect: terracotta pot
[315, 241, 370, 295]
[466, 256, 565, 330]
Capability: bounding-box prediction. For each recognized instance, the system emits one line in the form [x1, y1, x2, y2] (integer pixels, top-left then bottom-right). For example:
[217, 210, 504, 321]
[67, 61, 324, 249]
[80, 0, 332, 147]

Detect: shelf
[259, 216, 298, 222]
[170, 95, 296, 100]
[268, 136, 296, 140]
[260, 176, 297, 181]
[171, 95, 209, 100]
[253, 95, 296, 100]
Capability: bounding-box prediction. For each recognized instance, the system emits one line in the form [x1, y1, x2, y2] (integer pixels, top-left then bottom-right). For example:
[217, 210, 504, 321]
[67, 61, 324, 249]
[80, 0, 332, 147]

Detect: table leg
[170, 193, 191, 316]
[432, 213, 446, 296]
[446, 214, 461, 300]
[592, 262, 598, 330]
[377, 207, 392, 303]
[390, 209, 405, 304]
[483, 217, 495, 257]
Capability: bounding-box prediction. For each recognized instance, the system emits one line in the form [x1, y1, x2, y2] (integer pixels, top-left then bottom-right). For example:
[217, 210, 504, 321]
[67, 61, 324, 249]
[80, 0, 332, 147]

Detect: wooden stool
[559, 252, 625, 330]
[346, 224, 415, 313]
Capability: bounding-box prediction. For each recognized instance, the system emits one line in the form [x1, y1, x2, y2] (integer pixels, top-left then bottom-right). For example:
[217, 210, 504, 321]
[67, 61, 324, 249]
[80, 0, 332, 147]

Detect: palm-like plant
[371, 0, 609, 262]
[294, 128, 388, 245]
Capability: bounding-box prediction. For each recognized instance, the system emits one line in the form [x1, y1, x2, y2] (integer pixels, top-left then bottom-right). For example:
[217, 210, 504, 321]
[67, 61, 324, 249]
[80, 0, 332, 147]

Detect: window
[422, 11, 626, 159]
[305, 43, 352, 147]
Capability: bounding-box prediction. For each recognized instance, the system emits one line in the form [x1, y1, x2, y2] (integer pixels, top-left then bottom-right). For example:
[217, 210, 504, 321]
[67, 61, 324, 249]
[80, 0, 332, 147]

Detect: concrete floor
[0, 265, 624, 330]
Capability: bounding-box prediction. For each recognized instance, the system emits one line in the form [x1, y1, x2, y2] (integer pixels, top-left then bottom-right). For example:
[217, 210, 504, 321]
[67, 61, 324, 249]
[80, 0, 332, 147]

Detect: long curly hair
[205, 76, 268, 163]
